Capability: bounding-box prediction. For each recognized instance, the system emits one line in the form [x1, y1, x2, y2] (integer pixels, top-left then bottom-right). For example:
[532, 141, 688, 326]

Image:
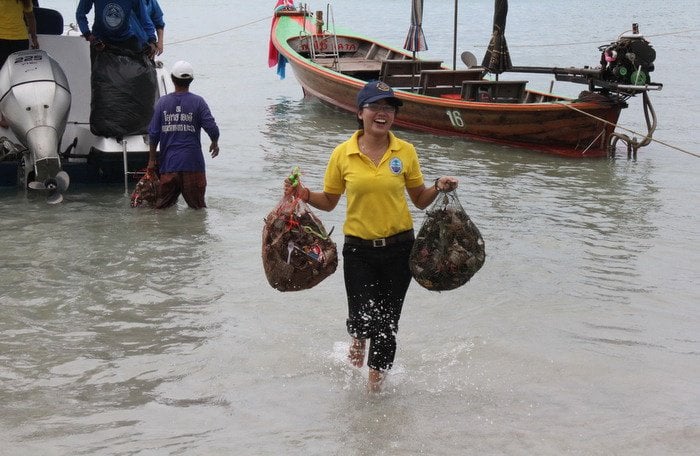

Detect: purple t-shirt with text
[148, 92, 219, 173]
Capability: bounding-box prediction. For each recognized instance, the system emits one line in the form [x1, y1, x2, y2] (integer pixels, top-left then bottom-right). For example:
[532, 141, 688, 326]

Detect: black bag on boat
[262, 177, 338, 292]
[90, 46, 157, 138]
[409, 190, 485, 291]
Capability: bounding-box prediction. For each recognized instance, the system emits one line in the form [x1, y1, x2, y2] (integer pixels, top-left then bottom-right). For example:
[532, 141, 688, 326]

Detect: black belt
[344, 230, 414, 248]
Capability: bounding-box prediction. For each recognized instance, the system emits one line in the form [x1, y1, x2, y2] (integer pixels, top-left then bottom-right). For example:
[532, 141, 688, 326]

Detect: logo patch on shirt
[103, 3, 126, 30]
[389, 157, 403, 175]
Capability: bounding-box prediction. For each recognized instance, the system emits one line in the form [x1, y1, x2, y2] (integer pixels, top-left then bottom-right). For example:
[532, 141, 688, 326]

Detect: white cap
[171, 60, 194, 79]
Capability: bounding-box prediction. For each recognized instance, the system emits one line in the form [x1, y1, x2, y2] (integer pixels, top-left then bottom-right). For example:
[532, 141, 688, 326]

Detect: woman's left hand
[435, 176, 459, 192]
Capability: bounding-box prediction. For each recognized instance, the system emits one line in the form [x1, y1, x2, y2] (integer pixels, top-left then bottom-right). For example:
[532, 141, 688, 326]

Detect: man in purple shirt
[147, 61, 220, 209]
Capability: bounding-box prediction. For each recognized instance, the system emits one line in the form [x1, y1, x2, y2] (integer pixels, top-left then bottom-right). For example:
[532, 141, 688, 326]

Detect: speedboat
[0, 3, 172, 203]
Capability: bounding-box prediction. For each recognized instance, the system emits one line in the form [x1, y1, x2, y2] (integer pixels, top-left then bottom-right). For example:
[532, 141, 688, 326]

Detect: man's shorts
[155, 171, 207, 209]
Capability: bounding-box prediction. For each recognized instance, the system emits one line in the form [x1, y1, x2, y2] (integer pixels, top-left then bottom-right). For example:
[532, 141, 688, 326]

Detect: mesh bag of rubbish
[409, 190, 485, 291]
[130, 169, 159, 208]
[262, 173, 338, 291]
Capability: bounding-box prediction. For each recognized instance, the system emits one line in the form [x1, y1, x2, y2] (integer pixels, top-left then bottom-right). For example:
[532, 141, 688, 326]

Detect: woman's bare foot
[348, 338, 365, 367]
[368, 368, 385, 393]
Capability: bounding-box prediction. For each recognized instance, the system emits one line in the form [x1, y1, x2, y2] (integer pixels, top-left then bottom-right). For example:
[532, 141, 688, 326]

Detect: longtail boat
[268, 1, 662, 158]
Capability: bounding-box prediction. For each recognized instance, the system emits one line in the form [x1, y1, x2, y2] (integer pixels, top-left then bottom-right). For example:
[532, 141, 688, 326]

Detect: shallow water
[1, 1, 699, 455]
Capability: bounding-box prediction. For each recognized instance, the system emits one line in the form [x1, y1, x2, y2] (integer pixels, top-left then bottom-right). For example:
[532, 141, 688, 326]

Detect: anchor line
[167, 16, 271, 46]
[553, 101, 699, 159]
[473, 29, 700, 48]
[580, 128, 606, 155]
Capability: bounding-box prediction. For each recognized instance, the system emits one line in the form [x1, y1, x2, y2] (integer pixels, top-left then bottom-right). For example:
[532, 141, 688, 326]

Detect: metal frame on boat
[269, 2, 662, 158]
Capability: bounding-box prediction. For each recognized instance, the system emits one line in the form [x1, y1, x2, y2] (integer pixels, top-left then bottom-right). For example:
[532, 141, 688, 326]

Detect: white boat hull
[0, 27, 172, 188]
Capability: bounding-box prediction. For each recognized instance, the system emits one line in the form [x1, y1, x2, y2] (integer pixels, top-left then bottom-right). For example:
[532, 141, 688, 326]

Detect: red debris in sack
[130, 169, 159, 208]
[262, 186, 338, 292]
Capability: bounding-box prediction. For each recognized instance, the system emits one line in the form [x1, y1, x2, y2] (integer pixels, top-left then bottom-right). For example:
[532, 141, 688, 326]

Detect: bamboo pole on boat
[404, 0, 428, 92]
[509, 66, 603, 76]
[452, 0, 458, 69]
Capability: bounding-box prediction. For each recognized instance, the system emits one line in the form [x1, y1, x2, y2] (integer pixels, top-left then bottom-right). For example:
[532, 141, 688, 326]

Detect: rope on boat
[167, 16, 271, 46]
[168, 21, 697, 49]
[553, 99, 700, 159]
[475, 29, 700, 48]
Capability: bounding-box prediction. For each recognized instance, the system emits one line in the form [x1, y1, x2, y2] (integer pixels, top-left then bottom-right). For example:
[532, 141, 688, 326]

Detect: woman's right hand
[284, 178, 310, 202]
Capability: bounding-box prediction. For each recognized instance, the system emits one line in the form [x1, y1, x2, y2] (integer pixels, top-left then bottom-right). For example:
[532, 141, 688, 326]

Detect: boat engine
[599, 23, 656, 88]
[0, 49, 71, 203]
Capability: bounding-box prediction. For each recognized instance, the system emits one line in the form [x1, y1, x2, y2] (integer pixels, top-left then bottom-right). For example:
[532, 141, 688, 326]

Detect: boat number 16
[445, 110, 465, 128]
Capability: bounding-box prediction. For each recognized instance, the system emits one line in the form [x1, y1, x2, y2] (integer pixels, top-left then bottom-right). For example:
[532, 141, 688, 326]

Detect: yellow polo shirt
[324, 130, 424, 239]
[0, 1, 32, 41]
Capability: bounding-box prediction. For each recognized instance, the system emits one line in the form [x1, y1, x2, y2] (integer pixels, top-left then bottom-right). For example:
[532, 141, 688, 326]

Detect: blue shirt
[130, 0, 164, 47]
[148, 92, 220, 173]
[76, 0, 156, 43]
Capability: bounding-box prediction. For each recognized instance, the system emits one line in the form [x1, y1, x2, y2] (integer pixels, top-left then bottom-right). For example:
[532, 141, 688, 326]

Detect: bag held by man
[262, 171, 338, 291]
[130, 168, 159, 207]
[409, 190, 485, 291]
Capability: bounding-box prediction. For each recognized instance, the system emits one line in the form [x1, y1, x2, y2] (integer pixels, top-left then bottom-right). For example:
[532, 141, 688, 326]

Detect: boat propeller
[28, 171, 70, 204]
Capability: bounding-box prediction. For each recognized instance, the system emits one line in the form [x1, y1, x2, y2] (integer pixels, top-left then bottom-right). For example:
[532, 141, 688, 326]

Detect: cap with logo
[356, 80, 402, 108]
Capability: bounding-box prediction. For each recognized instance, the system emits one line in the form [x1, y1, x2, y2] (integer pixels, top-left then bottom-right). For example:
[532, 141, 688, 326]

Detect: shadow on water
[0, 191, 223, 439]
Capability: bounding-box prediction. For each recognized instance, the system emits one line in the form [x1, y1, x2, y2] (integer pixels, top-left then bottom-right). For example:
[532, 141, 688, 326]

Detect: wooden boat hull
[271, 10, 625, 158]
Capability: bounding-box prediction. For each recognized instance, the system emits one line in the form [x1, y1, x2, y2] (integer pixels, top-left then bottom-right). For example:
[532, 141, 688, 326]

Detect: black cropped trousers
[343, 238, 413, 371]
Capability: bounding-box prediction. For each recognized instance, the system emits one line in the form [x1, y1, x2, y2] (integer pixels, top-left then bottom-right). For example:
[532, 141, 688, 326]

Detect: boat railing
[303, 6, 340, 70]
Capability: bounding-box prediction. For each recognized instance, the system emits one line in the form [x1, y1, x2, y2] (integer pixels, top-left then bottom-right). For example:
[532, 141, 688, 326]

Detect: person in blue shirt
[130, 0, 164, 55]
[76, 0, 156, 57]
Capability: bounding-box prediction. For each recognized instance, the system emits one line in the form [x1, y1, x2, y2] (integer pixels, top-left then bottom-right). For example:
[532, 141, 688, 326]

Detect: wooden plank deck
[314, 57, 382, 73]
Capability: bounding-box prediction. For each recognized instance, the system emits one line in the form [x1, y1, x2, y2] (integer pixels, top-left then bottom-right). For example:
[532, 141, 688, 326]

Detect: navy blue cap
[356, 81, 403, 108]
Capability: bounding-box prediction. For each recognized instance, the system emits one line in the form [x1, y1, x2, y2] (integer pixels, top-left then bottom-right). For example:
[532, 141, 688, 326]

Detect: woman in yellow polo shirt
[0, 0, 38, 66]
[1, 0, 38, 127]
[290, 80, 458, 392]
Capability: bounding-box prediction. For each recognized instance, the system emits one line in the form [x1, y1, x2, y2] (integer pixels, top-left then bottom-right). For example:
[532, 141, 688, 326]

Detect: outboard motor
[599, 23, 656, 89]
[0, 49, 71, 203]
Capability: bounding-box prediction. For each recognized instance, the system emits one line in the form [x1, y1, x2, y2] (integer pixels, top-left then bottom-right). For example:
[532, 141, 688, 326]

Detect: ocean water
[1, 1, 698, 455]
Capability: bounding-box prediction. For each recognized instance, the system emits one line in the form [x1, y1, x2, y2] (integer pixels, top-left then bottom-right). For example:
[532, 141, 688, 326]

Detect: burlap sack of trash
[262, 186, 338, 292]
[409, 190, 485, 291]
[130, 169, 159, 208]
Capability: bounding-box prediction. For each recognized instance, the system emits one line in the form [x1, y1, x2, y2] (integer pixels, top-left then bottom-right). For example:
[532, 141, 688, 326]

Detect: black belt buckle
[372, 238, 386, 248]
